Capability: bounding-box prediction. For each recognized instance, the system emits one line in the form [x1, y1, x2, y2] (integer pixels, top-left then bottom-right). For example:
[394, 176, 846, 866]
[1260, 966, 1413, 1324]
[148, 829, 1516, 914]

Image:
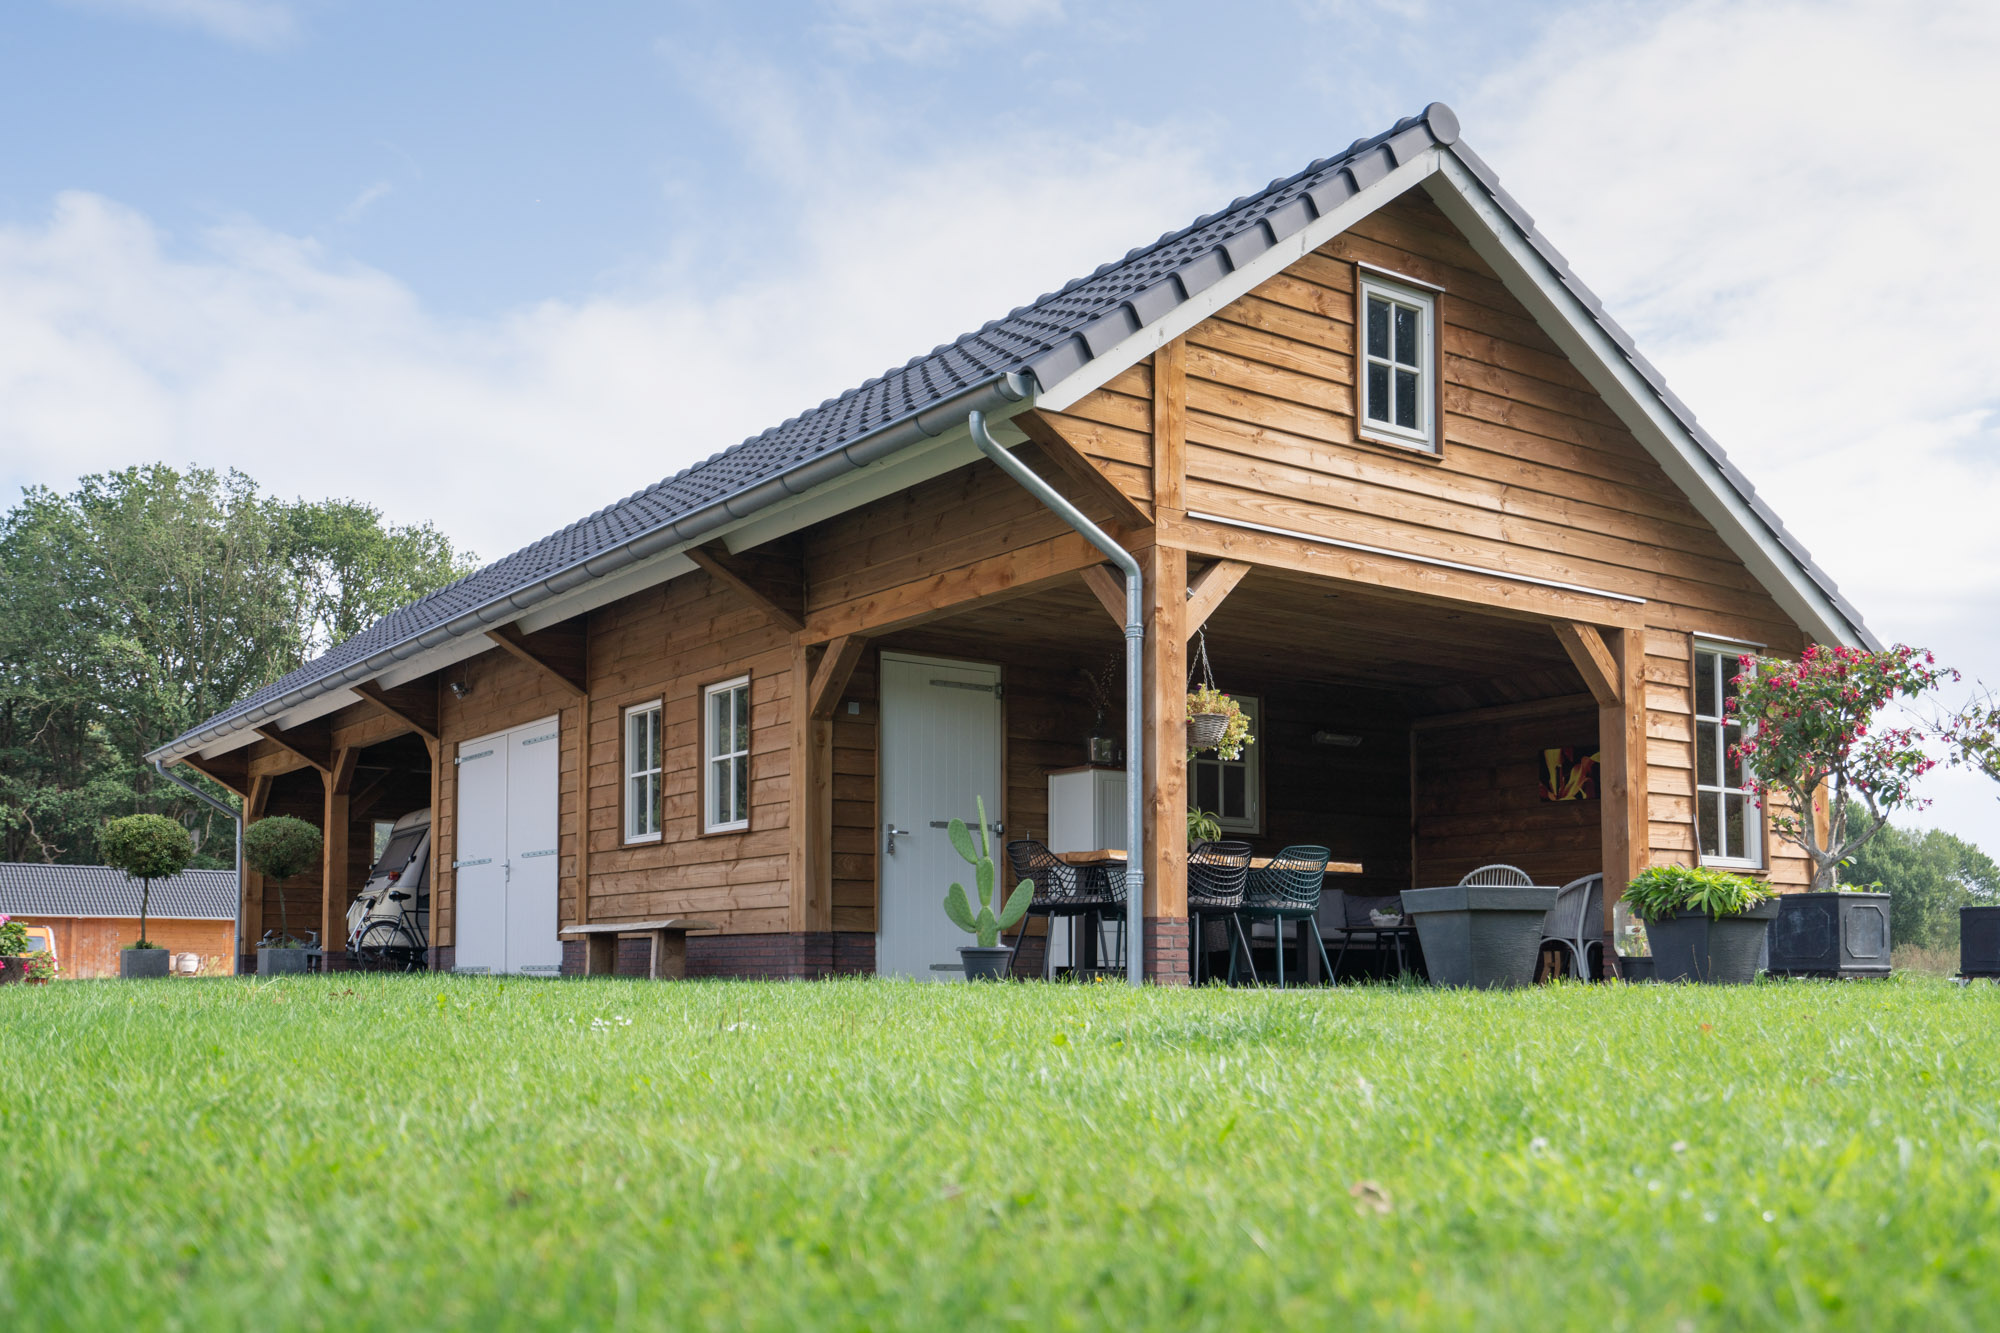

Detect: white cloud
[62, 0, 300, 48]
[1471, 0, 2000, 842]
[815, 0, 1063, 62]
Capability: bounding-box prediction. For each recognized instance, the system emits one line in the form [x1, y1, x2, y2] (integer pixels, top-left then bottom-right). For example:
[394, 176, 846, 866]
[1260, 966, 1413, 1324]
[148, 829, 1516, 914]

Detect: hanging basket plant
[1184, 629, 1254, 760]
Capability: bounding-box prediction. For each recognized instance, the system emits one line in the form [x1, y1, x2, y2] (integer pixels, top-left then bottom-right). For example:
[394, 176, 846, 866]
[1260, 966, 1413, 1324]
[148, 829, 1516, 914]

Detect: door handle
[885, 823, 912, 855]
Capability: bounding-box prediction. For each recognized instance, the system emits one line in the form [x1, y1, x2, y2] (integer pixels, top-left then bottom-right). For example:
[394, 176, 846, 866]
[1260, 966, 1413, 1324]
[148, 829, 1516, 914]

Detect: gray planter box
[1647, 900, 1778, 984]
[1400, 884, 1558, 988]
[120, 947, 172, 979]
[1961, 906, 2000, 978]
[257, 946, 312, 976]
[1617, 955, 1654, 983]
[1769, 891, 1891, 977]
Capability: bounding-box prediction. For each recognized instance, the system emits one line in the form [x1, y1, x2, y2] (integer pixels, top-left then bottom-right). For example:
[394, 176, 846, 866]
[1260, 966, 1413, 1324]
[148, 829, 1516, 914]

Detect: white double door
[877, 654, 1005, 979]
[454, 716, 563, 975]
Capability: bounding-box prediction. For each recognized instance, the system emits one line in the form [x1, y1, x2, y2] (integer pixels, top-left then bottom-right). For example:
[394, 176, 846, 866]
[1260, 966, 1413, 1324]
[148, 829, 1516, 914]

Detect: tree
[243, 815, 323, 946]
[1842, 800, 2000, 950]
[100, 813, 194, 948]
[0, 465, 473, 866]
[1730, 644, 1956, 890]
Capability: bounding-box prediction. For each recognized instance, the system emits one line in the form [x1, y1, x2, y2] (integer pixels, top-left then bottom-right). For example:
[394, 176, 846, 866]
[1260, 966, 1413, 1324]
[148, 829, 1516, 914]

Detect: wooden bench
[559, 919, 717, 979]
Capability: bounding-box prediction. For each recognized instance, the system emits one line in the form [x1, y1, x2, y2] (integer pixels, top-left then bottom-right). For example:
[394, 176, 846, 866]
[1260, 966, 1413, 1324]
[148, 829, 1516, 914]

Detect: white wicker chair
[1458, 864, 1534, 887]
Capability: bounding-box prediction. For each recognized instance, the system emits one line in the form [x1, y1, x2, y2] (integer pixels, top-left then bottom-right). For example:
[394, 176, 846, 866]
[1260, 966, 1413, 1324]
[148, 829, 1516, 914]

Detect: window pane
[711, 758, 729, 824]
[1697, 791, 1719, 858]
[1722, 723, 1745, 788]
[733, 685, 750, 751]
[1367, 296, 1389, 358]
[1695, 651, 1717, 718]
[709, 691, 728, 760]
[733, 754, 749, 823]
[1721, 655, 1742, 709]
[649, 709, 660, 765]
[650, 772, 663, 832]
[1696, 720, 1718, 787]
[1724, 793, 1748, 861]
[1195, 764, 1219, 812]
[1221, 764, 1246, 819]
[1366, 362, 1390, 422]
[1394, 303, 1418, 365]
[1394, 369, 1419, 429]
[628, 775, 644, 834]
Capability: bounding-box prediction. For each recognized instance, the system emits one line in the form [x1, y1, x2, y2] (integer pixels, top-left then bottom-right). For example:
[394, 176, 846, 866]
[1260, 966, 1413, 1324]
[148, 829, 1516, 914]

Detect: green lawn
[2, 974, 1997, 1331]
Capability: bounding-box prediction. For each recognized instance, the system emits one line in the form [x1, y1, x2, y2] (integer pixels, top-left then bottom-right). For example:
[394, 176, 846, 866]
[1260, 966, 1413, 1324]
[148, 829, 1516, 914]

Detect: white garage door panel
[453, 738, 508, 974]
[506, 721, 563, 975]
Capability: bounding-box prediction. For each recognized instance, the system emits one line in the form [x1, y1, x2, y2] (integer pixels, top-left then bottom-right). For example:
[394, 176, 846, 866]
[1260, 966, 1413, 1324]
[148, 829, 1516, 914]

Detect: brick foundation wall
[1145, 916, 1191, 986]
[557, 932, 876, 980]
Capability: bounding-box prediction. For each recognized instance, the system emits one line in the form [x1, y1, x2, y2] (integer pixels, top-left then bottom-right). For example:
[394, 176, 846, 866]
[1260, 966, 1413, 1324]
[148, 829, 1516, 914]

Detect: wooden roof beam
[1185, 559, 1251, 639]
[808, 635, 870, 721]
[1078, 565, 1126, 629]
[352, 680, 439, 746]
[687, 540, 806, 633]
[175, 752, 250, 801]
[1552, 622, 1623, 708]
[485, 623, 587, 698]
[254, 723, 333, 776]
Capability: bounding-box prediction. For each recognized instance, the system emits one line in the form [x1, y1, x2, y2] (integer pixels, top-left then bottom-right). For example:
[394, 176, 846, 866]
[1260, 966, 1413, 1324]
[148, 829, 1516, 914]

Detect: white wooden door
[453, 715, 560, 975]
[877, 654, 1004, 979]
[505, 719, 563, 975]
[453, 733, 509, 974]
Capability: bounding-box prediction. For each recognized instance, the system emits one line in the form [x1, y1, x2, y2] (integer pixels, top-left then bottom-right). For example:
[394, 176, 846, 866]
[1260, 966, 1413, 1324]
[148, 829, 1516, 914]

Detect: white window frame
[1356, 269, 1438, 454]
[1692, 643, 1762, 869]
[1189, 694, 1263, 835]
[622, 699, 663, 845]
[703, 675, 752, 835]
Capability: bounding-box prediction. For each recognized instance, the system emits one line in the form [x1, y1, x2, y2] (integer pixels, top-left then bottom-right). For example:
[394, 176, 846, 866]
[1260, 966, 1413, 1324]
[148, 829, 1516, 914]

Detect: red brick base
[1145, 916, 1191, 986]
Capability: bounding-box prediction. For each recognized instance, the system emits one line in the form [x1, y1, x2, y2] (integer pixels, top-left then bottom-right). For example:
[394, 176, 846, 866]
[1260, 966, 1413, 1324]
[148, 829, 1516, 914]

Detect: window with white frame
[1693, 645, 1761, 867]
[1190, 695, 1262, 834]
[623, 700, 663, 844]
[703, 676, 751, 833]
[1357, 271, 1437, 453]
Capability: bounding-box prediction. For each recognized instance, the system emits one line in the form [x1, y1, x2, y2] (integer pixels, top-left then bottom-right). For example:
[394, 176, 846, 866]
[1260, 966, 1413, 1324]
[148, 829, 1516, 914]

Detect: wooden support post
[790, 639, 835, 937]
[243, 773, 271, 955]
[1142, 544, 1189, 983]
[808, 635, 868, 721]
[1184, 559, 1250, 639]
[1599, 628, 1648, 939]
[1152, 338, 1187, 519]
[1554, 622, 1623, 709]
[321, 747, 357, 962]
[425, 726, 443, 968]
[574, 685, 591, 932]
[1079, 564, 1127, 629]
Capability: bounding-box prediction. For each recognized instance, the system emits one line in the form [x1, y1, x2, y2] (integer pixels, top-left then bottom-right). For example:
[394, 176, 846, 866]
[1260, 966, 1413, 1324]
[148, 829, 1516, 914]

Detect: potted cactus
[942, 797, 1033, 981]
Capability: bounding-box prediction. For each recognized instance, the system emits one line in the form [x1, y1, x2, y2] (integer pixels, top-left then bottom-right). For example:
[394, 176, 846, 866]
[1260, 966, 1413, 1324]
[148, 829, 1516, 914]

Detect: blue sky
[4, 0, 1998, 846]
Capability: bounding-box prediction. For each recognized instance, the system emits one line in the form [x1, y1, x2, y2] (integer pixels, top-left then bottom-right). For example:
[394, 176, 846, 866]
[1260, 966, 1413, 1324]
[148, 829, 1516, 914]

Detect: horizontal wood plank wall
[1414, 704, 1603, 889]
[831, 655, 878, 933]
[435, 640, 589, 949]
[582, 572, 796, 934]
[1030, 362, 1154, 506]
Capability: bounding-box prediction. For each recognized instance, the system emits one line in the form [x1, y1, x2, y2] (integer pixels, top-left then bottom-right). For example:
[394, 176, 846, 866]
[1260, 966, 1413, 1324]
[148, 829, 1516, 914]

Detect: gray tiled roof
[155, 101, 1870, 759]
[0, 864, 237, 920]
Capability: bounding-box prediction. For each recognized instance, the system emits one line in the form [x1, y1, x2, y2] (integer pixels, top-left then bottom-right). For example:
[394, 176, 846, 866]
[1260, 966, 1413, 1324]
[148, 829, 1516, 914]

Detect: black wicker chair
[1004, 840, 1127, 979]
[1235, 845, 1335, 986]
[1187, 840, 1255, 985]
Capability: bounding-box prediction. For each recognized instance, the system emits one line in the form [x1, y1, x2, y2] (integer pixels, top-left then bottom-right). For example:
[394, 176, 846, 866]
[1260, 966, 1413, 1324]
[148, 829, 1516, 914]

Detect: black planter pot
[257, 945, 312, 976]
[0, 955, 28, 984]
[1961, 906, 2000, 978]
[120, 947, 172, 979]
[958, 946, 1012, 981]
[1401, 884, 1558, 988]
[1768, 892, 1891, 977]
[1647, 900, 1778, 983]
[1617, 955, 1655, 983]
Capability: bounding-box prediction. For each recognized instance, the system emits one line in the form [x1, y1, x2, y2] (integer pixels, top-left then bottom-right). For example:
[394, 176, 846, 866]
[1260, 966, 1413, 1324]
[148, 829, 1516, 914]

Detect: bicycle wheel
[355, 919, 423, 971]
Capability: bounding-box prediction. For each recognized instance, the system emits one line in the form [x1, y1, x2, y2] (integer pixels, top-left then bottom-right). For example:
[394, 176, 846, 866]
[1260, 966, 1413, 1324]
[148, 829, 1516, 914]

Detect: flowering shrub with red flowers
[1948, 688, 2000, 792]
[1728, 644, 1956, 890]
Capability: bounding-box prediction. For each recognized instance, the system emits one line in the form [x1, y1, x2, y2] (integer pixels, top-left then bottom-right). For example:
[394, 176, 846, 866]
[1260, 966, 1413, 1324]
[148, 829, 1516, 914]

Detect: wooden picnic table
[1055, 849, 1364, 875]
[560, 917, 717, 979]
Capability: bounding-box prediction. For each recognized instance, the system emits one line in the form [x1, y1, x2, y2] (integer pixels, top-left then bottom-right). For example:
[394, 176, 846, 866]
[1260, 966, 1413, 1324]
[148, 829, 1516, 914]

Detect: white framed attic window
[1693, 643, 1762, 869]
[703, 675, 752, 834]
[1355, 269, 1440, 454]
[623, 700, 663, 844]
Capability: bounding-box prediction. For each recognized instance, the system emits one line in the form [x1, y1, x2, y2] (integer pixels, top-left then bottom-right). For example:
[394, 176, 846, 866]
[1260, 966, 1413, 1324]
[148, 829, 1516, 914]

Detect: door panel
[453, 735, 508, 974]
[877, 654, 1004, 979]
[506, 719, 563, 975]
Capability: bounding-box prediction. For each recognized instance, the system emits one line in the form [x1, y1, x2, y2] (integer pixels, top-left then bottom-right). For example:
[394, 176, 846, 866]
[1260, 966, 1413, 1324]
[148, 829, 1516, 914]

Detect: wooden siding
[1414, 704, 1603, 890]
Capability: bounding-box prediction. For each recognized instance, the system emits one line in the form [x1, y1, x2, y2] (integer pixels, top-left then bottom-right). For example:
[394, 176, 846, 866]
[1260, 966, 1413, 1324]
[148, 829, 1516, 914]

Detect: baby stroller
[346, 807, 431, 971]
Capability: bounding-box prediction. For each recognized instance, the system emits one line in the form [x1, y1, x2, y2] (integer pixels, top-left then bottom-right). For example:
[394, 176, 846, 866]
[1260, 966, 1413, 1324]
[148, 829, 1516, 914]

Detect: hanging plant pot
[1187, 712, 1230, 752]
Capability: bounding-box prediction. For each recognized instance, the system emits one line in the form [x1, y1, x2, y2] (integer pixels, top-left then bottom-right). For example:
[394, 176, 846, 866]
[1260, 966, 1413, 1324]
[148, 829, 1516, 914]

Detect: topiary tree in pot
[100, 813, 194, 979]
[243, 815, 322, 975]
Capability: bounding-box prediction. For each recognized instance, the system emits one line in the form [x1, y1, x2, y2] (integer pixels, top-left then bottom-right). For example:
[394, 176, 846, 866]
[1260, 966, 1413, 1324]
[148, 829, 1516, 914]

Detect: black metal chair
[1235, 845, 1335, 986]
[1004, 840, 1126, 979]
[1187, 840, 1255, 985]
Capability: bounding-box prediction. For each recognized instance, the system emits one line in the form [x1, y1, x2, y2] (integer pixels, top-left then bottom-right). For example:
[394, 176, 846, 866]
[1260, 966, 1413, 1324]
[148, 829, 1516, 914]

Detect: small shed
[0, 864, 238, 977]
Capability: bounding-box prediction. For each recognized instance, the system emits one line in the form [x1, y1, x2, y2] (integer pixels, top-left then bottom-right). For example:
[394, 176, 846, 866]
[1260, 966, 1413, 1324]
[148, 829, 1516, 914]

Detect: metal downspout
[967, 411, 1146, 985]
[152, 759, 245, 969]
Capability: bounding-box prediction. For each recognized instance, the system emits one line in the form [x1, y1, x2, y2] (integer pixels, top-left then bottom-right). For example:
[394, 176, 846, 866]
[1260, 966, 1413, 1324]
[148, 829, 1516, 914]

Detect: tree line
[0, 465, 474, 867]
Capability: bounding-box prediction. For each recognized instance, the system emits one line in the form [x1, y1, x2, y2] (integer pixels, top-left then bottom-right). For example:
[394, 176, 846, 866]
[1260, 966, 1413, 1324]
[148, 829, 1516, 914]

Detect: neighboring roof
[153, 101, 1872, 761]
[0, 864, 238, 921]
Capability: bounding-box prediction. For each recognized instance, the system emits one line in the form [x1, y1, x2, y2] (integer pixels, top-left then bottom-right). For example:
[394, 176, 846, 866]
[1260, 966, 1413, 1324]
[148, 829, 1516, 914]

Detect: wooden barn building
[148, 104, 1872, 982]
[0, 864, 238, 977]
